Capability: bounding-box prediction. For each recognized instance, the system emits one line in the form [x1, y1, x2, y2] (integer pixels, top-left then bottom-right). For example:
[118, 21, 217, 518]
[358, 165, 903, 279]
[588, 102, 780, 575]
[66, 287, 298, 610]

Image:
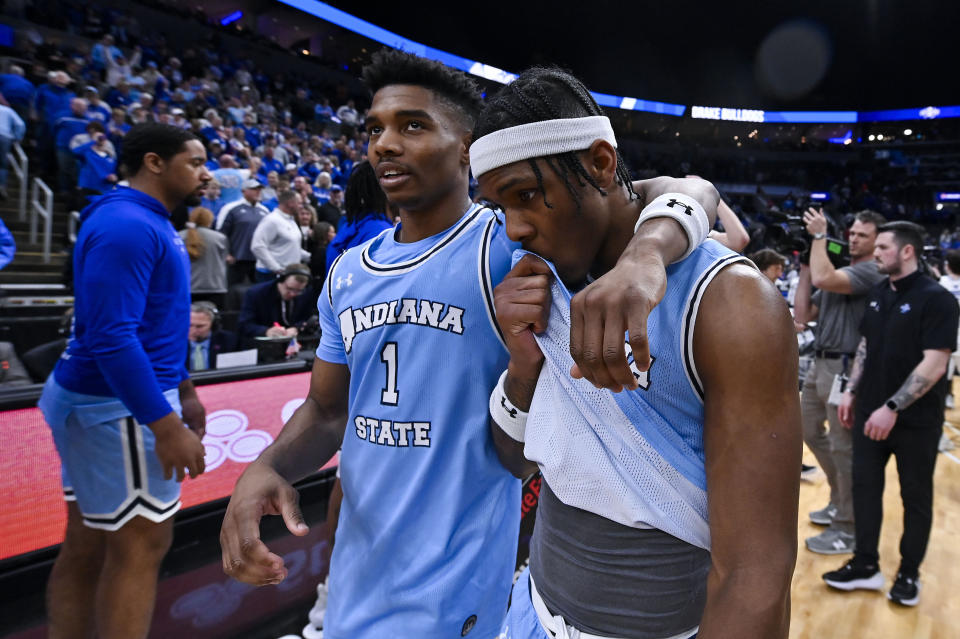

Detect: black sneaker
[887, 572, 921, 606]
[800, 463, 818, 481]
[822, 559, 884, 591]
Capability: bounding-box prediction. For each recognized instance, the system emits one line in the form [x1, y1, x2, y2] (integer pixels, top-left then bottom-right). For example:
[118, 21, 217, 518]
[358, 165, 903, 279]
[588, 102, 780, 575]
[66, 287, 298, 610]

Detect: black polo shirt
[857, 269, 959, 428]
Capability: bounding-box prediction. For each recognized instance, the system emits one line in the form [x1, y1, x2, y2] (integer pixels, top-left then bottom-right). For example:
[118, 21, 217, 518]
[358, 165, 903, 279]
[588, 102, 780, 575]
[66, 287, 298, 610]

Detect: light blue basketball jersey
[316, 204, 521, 639]
[521, 239, 749, 551]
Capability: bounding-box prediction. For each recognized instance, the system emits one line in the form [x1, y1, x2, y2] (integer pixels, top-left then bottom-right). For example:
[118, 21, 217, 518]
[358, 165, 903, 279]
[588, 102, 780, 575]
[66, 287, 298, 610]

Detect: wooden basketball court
[790, 386, 960, 638]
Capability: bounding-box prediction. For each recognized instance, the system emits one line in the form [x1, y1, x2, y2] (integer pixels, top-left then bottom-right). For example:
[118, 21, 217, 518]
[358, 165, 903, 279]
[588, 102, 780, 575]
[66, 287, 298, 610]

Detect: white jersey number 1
[380, 342, 399, 405]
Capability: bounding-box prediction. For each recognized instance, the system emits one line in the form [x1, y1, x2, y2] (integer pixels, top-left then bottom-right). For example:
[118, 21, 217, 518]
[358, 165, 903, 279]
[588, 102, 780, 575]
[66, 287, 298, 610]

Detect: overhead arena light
[275, 1, 960, 124]
[220, 10, 242, 26]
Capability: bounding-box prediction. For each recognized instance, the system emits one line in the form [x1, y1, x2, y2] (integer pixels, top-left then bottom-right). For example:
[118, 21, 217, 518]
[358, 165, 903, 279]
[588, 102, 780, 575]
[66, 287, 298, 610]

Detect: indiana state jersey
[316, 204, 521, 639]
[522, 239, 749, 551]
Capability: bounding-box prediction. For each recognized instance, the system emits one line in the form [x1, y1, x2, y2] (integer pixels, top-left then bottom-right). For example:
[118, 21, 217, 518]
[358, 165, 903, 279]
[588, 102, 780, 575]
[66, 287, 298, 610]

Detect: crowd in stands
[1, 0, 959, 380]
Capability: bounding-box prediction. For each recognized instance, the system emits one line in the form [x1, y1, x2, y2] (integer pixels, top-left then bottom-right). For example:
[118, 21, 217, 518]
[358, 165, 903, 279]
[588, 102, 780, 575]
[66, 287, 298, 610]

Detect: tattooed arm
[862, 349, 951, 441]
[888, 349, 952, 411]
[837, 338, 867, 429]
[847, 337, 867, 393]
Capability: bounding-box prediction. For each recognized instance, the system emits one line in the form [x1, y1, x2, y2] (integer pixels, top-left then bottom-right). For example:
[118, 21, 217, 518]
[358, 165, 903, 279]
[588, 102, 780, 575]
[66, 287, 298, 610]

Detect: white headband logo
[469, 115, 617, 178]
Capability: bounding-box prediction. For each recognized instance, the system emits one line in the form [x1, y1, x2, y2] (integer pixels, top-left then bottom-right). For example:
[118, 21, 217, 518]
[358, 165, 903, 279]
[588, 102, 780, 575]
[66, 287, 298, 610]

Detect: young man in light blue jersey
[38, 123, 212, 639]
[220, 51, 720, 639]
[474, 68, 801, 639]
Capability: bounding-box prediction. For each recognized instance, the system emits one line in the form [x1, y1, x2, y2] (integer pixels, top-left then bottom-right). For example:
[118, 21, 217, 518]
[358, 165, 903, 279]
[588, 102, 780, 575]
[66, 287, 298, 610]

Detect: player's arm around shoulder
[694, 262, 801, 639]
[221, 358, 349, 586]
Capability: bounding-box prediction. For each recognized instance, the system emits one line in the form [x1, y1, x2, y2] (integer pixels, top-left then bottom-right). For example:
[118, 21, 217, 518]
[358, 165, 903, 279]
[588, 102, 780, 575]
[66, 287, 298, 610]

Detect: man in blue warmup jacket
[38, 123, 212, 639]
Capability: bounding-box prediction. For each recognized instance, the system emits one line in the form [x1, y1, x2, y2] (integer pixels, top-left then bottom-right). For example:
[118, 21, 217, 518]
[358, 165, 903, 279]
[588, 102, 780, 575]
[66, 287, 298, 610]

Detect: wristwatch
[812, 232, 827, 240]
[885, 399, 899, 413]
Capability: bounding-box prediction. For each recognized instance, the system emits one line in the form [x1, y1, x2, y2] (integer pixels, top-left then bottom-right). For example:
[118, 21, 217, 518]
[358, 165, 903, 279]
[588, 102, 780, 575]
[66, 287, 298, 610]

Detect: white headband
[469, 115, 617, 178]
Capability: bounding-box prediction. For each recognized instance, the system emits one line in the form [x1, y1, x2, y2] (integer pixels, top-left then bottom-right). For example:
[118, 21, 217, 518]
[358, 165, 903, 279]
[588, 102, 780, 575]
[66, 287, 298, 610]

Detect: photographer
[794, 208, 886, 555]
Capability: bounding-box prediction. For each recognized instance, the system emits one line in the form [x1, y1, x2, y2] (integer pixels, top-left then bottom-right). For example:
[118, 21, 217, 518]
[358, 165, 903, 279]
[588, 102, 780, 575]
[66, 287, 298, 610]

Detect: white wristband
[489, 369, 528, 442]
[633, 193, 710, 262]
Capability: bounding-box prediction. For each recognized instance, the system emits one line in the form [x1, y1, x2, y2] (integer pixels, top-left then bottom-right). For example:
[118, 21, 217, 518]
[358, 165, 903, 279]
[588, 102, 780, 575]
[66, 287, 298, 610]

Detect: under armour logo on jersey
[900, 303, 911, 314]
[666, 198, 694, 216]
[501, 396, 518, 419]
[336, 273, 353, 289]
[869, 300, 880, 311]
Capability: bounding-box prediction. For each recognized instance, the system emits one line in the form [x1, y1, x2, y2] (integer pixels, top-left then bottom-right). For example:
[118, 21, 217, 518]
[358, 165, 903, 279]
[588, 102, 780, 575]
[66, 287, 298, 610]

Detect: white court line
[943, 451, 960, 465]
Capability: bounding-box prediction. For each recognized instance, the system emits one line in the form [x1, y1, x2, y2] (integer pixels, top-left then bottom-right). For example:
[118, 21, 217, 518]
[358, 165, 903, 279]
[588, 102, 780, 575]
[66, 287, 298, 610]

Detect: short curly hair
[362, 49, 483, 130]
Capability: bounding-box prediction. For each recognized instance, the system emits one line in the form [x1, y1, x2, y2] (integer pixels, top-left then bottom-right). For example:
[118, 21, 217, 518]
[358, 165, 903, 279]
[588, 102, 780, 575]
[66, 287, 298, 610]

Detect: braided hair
[474, 67, 637, 209]
[344, 161, 389, 225]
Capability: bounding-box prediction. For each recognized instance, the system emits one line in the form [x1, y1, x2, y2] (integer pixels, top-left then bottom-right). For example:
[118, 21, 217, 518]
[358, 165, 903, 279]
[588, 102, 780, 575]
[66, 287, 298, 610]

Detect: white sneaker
[939, 433, 956, 452]
[308, 578, 328, 628]
[302, 623, 324, 639]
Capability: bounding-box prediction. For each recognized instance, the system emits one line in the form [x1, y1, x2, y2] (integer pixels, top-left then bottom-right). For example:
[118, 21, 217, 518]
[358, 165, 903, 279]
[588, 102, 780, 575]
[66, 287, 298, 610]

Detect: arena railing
[67, 210, 80, 244]
[29, 177, 53, 264]
[6, 142, 27, 220]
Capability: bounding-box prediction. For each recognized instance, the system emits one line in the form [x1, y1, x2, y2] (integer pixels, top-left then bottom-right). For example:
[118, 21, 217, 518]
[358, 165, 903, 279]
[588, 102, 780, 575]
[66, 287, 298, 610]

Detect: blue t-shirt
[317, 205, 520, 639]
[54, 187, 191, 424]
[324, 214, 393, 272]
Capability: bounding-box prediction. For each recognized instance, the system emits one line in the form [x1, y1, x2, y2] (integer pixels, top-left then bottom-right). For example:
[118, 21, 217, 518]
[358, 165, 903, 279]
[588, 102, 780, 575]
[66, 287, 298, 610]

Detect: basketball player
[220, 51, 719, 639]
[473, 68, 801, 638]
[38, 123, 210, 639]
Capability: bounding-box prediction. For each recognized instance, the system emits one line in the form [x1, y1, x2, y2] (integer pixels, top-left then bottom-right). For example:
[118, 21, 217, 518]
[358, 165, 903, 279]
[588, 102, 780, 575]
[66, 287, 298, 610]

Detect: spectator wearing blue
[54, 97, 90, 193]
[199, 110, 226, 146]
[297, 151, 321, 182]
[0, 100, 26, 199]
[0, 65, 35, 121]
[34, 71, 75, 126]
[83, 85, 111, 122]
[90, 34, 122, 73]
[106, 106, 131, 149]
[37, 123, 210, 639]
[325, 161, 392, 272]
[72, 122, 118, 200]
[241, 112, 261, 149]
[0, 216, 14, 269]
[312, 171, 332, 204]
[34, 71, 75, 172]
[314, 97, 334, 124]
[258, 145, 284, 180]
[106, 81, 133, 108]
[212, 154, 246, 210]
[204, 140, 223, 171]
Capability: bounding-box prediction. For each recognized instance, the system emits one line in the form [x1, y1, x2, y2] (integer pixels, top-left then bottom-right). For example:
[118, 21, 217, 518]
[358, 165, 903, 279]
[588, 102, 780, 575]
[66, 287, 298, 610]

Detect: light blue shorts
[38, 375, 184, 531]
[498, 567, 550, 639]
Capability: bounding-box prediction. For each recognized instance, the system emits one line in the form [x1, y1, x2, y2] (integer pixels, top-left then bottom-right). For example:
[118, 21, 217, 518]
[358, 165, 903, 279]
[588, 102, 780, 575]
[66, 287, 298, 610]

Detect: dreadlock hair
[344, 161, 389, 225]
[362, 49, 483, 131]
[474, 67, 638, 209]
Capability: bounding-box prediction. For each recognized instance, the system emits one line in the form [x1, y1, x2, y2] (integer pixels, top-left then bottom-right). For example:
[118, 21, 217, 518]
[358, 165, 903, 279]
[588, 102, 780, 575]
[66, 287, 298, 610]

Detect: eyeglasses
[278, 280, 307, 296]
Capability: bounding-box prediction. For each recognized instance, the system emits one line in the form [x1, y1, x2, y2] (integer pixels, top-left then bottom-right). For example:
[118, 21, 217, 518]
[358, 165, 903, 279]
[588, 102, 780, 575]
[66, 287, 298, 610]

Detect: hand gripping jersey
[523, 239, 748, 551]
[316, 204, 521, 639]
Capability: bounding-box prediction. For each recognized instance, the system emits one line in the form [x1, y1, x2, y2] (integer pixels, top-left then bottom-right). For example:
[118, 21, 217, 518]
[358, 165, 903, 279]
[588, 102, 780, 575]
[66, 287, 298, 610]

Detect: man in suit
[186, 301, 240, 371]
[237, 264, 314, 339]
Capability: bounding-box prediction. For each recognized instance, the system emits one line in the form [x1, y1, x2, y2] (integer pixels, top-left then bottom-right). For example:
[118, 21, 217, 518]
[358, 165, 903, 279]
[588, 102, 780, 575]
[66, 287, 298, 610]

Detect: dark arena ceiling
[318, 0, 960, 111]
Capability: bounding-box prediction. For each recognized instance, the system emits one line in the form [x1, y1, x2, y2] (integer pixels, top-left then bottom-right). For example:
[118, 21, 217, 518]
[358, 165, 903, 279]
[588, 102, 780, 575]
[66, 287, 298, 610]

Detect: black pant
[852, 419, 941, 577]
[228, 260, 256, 287]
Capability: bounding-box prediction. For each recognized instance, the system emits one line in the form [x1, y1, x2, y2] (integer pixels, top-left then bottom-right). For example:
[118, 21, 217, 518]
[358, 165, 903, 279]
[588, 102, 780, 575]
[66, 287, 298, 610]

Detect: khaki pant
[801, 356, 854, 533]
